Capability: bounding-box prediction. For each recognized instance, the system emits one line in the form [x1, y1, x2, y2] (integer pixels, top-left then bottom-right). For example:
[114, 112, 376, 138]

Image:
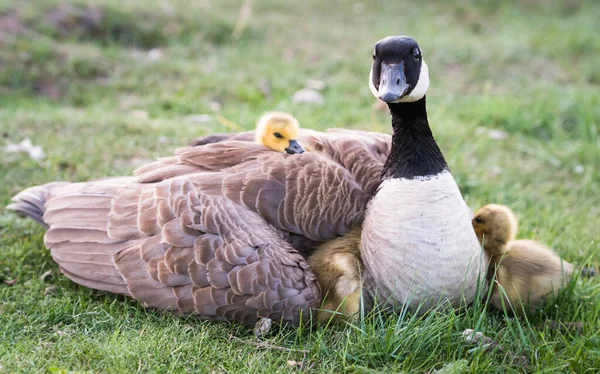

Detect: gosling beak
[285, 140, 305, 154]
[378, 62, 410, 103]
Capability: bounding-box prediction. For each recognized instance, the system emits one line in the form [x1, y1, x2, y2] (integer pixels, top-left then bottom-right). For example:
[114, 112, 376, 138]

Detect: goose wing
[189, 131, 254, 146]
[300, 129, 390, 195]
[189, 128, 391, 163]
[8, 151, 370, 325]
[163, 128, 391, 195]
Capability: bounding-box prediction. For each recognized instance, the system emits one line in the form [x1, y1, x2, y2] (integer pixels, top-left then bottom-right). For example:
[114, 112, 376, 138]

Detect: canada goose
[472, 204, 574, 312]
[7, 35, 486, 325]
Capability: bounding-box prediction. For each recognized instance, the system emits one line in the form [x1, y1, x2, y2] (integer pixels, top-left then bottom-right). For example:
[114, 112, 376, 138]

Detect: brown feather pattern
[8, 128, 391, 325]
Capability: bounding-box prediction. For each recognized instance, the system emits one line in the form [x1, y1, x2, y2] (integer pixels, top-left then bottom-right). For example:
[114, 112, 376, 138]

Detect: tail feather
[6, 182, 68, 228]
[7, 179, 137, 295]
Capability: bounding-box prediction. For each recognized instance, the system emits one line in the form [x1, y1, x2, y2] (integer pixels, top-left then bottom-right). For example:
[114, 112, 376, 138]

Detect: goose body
[361, 171, 482, 309]
[7, 36, 486, 325]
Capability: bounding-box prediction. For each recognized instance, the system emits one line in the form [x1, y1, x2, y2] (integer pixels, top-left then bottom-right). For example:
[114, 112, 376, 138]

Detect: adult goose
[7, 36, 486, 325]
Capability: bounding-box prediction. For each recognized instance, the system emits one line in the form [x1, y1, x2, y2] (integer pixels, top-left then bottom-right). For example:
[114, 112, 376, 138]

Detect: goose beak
[378, 62, 409, 103]
[285, 140, 305, 154]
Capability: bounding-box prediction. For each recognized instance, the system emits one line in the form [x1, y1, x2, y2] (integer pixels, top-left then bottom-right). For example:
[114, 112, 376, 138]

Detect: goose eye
[372, 52, 376, 61]
[274, 132, 283, 139]
[413, 48, 421, 60]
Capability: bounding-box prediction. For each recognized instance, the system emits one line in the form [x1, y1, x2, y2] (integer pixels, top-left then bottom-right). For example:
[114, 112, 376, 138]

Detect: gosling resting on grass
[472, 204, 574, 313]
[307, 229, 363, 322]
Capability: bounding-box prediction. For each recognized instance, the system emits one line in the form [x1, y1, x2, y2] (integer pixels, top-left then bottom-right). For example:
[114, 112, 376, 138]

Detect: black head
[369, 36, 429, 103]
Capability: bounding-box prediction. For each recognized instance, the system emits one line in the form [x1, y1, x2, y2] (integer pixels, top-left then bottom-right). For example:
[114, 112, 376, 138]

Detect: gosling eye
[413, 48, 421, 60]
[474, 216, 483, 224]
[274, 132, 283, 139]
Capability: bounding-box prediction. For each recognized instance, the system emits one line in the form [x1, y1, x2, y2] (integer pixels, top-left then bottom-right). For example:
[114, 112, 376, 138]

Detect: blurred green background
[1, 0, 599, 372]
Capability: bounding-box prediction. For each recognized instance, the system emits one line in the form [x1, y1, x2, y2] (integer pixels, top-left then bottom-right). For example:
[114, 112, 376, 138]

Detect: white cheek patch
[397, 60, 429, 103]
[369, 60, 430, 103]
[368, 68, 379, 98]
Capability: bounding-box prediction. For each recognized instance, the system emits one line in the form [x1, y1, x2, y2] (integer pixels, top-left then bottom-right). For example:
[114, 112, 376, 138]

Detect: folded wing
[9, 149, 372, 325]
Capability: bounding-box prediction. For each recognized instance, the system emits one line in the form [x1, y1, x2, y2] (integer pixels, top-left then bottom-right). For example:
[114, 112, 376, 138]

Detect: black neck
[382, 97, 449, 179]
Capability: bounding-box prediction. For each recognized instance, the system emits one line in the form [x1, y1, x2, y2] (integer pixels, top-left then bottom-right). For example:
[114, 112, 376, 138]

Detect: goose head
[369, 36, 430, 103]
[255, 111, 305, 154]
[472, 204, 519, 256]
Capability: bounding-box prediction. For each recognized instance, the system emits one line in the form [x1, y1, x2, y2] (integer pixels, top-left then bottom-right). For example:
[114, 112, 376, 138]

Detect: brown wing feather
[135, 142, 270, 183]
[185, 128, 391, 196]
[8, 133, 379, 325]
[148, 129, 390, 196]
[188, 131, 254, 146]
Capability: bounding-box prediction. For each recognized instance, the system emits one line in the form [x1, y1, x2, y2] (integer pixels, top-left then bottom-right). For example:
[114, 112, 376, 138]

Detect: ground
[0, 0, 599, 372]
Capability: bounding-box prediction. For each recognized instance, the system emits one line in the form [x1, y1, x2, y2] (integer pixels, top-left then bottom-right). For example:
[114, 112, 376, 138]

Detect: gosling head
[369, 35, 430, 103]
[255, 112, 305, 154]
[472, 204, 519, 256]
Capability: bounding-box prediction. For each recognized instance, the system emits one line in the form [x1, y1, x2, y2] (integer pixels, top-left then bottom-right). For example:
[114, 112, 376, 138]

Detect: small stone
[4, 138, 45, 161]
[305, 79, 326, 91]
[209, 98, 223, 112]
[474, 127, 486, 135]
[148, 48, 163, 60]
[253, 317, 273, 339]
[488, 129, 508, 140]
[462, 329, 483, 343]
[286, 360, 299, 368]
[184, 114, 213, 124]
[292, 88, 324, 105]
[44, 285, 58, 296]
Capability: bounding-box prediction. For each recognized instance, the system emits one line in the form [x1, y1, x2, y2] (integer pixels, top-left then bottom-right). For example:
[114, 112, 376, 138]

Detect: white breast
[361, 171, 486, 310]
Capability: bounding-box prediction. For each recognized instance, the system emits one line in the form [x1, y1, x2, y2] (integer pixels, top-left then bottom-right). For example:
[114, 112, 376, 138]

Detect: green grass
[1, 0, 599, 372]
